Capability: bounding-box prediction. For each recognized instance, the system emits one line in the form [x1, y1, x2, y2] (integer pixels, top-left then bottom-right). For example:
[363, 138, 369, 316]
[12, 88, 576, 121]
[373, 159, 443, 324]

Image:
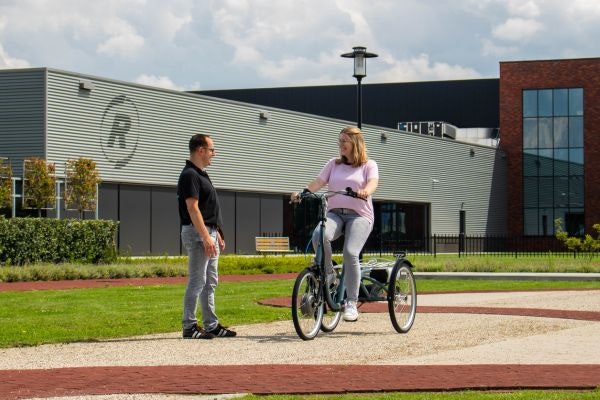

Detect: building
[499, 58, 600, 237]
[201, 57, 600, 239]
[0, 68, 506, 255]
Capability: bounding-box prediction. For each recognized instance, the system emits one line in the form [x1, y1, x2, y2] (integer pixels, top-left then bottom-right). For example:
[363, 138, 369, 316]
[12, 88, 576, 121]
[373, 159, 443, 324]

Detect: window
[522, 88, 584, 236]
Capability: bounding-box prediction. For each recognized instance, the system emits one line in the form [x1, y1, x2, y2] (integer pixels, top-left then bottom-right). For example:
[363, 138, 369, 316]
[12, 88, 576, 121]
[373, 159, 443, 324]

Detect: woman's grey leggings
[312, 209, 372, 302]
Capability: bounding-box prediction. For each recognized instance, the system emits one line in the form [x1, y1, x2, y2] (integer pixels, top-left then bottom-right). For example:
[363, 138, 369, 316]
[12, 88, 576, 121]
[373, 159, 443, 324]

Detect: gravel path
[2, 289, 599, 399]
[2, 290, 599, 370]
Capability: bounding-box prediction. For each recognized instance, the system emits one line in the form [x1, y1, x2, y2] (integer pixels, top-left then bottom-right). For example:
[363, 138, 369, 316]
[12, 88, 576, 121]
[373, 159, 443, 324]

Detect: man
[177, 133, 236, 339]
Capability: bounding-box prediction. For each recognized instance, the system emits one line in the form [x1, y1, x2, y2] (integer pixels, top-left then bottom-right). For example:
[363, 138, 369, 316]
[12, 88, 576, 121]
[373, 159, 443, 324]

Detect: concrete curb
[415, 272, 600, 281]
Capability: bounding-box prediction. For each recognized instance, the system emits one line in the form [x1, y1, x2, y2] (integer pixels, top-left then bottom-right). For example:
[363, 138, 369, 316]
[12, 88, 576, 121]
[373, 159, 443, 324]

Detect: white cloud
[375, 54, 482, 83]
[492, 18, 542, 41]
[566, 0, 600, 22]
[0, 42, 30, 68]
[97, 19, 145, 58]
[480, 38, 518, 57]
[506, 0, 540, 18]
[134, 74, 184, 91]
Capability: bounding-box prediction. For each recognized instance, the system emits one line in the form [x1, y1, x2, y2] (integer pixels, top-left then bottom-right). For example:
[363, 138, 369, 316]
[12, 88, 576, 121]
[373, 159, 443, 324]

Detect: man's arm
[185, 197, 217, 257]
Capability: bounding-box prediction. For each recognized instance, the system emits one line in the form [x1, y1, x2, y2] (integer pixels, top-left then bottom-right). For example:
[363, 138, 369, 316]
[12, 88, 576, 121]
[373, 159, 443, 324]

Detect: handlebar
[296, 187, 361, 202]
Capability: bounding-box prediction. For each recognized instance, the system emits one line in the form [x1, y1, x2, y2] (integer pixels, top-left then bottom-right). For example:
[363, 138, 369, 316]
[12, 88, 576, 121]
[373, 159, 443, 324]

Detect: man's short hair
[189, 134, 210, 153]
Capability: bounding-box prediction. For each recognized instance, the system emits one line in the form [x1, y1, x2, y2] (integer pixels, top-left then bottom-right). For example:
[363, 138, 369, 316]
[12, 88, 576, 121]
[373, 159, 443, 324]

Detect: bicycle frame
[306, 190, 347, 312]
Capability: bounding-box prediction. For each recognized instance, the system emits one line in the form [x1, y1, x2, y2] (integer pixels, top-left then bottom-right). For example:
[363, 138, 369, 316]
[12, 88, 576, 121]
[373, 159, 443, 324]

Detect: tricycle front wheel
[292, 268, 324, 340]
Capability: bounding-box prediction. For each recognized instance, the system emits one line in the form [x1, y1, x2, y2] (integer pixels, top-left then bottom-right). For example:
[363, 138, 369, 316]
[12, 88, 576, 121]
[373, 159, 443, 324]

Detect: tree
[64, 157, 101, 219]
[0, 158, 12, 209]
[23, 157, 56, 217]
[554, 218, 600, 258]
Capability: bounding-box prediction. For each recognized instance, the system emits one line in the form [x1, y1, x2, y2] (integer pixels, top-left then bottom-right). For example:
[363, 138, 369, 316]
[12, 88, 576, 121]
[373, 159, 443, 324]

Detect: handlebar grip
[345, 187, 358, 198]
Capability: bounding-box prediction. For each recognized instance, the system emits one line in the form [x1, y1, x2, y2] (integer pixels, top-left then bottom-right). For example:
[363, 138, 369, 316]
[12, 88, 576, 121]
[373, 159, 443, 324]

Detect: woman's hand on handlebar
[355, 188, 369, 199]
[289, 192, 300, 204]
[290, 189, 308, 204]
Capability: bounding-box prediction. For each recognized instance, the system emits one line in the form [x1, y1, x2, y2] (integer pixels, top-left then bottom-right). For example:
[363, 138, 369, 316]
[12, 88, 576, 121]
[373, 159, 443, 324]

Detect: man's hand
[217, 231, 226, 252]
[203, 233, 218, 257]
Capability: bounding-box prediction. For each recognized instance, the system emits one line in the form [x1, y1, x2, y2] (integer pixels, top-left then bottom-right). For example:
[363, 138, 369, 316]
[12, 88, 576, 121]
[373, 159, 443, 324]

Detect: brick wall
[499, 58, 600, 236]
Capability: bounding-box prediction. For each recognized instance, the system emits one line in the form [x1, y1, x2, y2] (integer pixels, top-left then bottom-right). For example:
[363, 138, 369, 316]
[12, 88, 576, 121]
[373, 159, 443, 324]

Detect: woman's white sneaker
[343, 301, 358, 322]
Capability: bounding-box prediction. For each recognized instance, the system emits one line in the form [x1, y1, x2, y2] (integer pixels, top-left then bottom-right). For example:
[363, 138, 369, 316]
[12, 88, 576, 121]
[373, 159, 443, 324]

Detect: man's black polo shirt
[177, 160, 223, 230]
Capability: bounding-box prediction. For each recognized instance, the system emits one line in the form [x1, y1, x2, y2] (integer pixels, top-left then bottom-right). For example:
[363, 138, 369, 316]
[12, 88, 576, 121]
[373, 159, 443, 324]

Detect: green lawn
[1, 277, 599, 348]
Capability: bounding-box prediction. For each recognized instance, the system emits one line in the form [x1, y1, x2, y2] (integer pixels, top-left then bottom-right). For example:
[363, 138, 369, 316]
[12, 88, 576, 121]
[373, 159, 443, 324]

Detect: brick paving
[1, 276, 600, 398]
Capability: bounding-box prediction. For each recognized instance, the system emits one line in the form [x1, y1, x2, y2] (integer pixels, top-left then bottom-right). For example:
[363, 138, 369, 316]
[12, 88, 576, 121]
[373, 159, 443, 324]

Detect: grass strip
[1, 278, 599, 348]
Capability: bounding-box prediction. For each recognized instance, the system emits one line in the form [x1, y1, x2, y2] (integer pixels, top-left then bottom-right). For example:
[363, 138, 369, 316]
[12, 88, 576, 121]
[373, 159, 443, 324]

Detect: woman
[292, 126, 379, 322]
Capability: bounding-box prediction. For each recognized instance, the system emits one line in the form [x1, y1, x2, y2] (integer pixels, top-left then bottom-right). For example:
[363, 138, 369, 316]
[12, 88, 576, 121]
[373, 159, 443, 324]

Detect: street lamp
[341, 46, 378, 128]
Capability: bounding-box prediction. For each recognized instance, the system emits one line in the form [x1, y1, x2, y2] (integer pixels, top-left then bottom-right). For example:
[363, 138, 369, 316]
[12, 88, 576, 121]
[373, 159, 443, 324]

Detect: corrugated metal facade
[1, 68, 506, 251]
[0, 68, 46, 176]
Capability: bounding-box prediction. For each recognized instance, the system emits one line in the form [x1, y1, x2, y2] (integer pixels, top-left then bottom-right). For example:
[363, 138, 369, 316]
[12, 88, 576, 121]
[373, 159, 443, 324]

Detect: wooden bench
[255, 236, 293, 254]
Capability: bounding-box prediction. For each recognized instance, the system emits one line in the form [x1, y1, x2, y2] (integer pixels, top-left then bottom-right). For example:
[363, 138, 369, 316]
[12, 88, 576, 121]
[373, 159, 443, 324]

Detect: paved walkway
[1, 275, 600, 399]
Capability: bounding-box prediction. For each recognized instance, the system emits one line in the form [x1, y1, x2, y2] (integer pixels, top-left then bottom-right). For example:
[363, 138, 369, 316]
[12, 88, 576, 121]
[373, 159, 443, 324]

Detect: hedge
[0, 218, 119, 265]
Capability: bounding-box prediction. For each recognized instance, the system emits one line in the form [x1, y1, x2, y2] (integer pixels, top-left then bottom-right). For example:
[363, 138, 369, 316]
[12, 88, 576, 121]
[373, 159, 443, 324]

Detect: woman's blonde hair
[336, 126, 368, 167]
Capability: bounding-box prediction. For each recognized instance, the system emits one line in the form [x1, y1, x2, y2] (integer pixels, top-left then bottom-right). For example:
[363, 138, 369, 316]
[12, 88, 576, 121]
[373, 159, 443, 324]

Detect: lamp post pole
[341, 46, 378, 128]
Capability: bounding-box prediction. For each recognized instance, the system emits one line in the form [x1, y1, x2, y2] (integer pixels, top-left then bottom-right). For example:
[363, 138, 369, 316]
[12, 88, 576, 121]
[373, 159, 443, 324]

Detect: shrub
[23, 157, 56, 216]
[0, 218, 118, 265]
[65, 158, 101, 218]
[0, 160, 12, 209]
[555, 218, 600, 259]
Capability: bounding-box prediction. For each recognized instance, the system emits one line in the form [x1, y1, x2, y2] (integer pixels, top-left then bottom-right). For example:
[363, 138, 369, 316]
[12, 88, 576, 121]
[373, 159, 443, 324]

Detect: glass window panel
[554, 208, 568, 232]
[538, 90, 553, 117]
[569, 116, 583, 147]
[523, 118, 538, 148]
[553, 117, 568, 147]
[523, 177, 538, 207]
[569, 176, 584, 207]
[569, 88, 583, 116]
[569, 148, 584, 175]
[524, 208, 539, 236]
[538, 117, 553, 148]
[554, 176, 569, 207]
[538, 149, 553, 176]
[523, 149, 538, 176]
[553, 89, 568, 116]
[565, 209, 585, 236]
[553, 148, 569, 176]
[523, 90, 537, 117]
[538, 177, 553, 207]
[539, 209, 553, 236]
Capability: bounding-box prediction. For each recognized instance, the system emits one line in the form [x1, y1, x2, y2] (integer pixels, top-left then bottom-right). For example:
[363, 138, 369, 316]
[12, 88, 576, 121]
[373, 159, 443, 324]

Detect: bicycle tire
[323, 266, 343, 312]
[292, 268, 324, 340]
[387, 260, 417, 333]
[321, 270, 342, 332]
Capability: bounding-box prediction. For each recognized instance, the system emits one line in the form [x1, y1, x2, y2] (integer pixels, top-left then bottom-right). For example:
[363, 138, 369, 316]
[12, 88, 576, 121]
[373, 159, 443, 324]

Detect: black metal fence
[286, 232, 598, 258]
[362, 234, 598, 258]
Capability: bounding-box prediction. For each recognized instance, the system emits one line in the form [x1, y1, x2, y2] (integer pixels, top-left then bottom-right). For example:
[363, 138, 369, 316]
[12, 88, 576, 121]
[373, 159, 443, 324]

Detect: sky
[1, 0, 599, 91]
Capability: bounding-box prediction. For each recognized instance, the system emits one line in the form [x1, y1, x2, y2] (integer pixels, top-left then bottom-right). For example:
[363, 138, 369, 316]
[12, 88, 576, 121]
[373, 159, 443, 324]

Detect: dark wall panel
[260, 194, 284, 235]
[98, 183, 119, 221]
[151, 186, 180, 255]
[235, 192, 260, 254]
[218, 190, 236, 254]
[119, 185, 151, 255]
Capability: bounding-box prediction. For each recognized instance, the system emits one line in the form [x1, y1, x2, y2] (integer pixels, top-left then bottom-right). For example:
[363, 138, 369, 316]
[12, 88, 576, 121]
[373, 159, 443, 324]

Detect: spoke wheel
[388, 261, 417, 333]
[292, 268, 324, 340]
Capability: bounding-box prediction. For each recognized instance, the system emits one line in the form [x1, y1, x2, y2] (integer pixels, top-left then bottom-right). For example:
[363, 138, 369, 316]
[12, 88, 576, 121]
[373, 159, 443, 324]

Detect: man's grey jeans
[181, 224, 219, 331]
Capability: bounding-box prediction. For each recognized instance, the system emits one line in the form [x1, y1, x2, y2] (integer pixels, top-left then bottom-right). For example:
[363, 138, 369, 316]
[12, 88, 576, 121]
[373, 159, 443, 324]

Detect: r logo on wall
[100, 95, 141, 169]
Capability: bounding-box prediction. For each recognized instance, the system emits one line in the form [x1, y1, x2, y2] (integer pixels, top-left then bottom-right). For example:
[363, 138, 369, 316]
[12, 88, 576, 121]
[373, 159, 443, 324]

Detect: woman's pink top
[317, 157, 379, 223]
